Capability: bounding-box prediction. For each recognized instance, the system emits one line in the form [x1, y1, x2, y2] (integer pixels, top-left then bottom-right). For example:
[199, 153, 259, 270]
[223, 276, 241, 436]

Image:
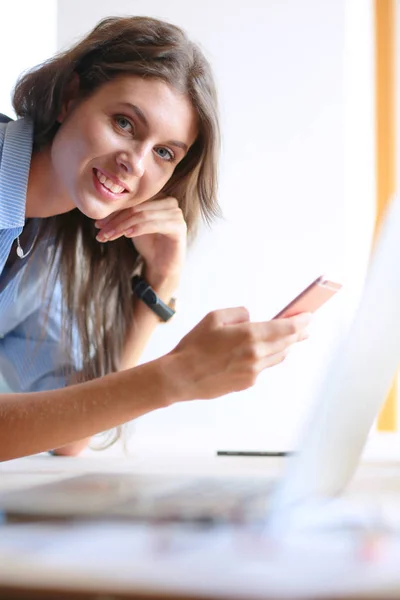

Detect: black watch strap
[131, 275, 176, 322]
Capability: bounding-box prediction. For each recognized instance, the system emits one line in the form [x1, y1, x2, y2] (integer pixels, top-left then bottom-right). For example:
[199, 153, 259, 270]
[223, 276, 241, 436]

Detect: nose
[116, 145, 147, 179]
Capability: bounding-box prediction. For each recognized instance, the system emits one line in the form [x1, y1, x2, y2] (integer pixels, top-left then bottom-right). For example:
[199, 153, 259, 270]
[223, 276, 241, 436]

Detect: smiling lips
[94, 168, 129, 194]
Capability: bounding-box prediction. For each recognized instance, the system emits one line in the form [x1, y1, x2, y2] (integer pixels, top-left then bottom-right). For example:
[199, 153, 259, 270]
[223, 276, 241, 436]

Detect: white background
[1, 0, 383, 455]
[0, 1, 57, 117]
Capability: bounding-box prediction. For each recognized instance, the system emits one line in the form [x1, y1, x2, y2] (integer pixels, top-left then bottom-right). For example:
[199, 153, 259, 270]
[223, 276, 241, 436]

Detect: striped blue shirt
[0, 118, 74, 392]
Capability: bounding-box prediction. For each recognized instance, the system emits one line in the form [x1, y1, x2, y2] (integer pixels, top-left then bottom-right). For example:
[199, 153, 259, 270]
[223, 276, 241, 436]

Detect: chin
[75, 198, 115, 221]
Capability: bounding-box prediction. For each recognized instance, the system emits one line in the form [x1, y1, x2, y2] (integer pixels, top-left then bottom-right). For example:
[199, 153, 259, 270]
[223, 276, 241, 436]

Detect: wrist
[143, 269, 180, 300]
[153, 353, 192, 406]
[131, 276, 176, 322]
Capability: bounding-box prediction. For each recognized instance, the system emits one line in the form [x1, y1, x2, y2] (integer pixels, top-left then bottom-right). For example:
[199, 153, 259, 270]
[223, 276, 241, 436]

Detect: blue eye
[115, 116, 133, 132]
[155, 147, 174, 162]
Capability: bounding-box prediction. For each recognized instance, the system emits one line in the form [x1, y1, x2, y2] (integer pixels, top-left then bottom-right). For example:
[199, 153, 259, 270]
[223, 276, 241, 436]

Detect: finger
[94, 210, 125, 229]
[97, 219, 185, 243]
[126, 219, 185, 239]
[247, 313, 312, 342]
[242, 333, 301, 362]
[94, 198, 179, 228]
[95, 209, 137, 232]
[108, 207, 182, 235]
[297, 329, 310, 342]
[281, 312, 313, 327]
[257, 348, 291, 371]
[205, 307, 251, 327]
[96, 207, 183, 236]
[267, 327, 310, 348]
[250, 325, 310, 369]
[96, 213, 185, 242]
[130, 197, 179, 213]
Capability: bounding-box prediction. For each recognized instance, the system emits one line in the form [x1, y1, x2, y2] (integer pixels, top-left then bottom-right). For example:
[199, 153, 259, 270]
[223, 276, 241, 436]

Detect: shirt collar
[0, 118, 33, 229]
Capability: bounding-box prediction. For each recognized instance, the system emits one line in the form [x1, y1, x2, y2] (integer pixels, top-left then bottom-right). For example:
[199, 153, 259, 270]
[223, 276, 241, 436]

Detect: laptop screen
[270, 193, 400, 522]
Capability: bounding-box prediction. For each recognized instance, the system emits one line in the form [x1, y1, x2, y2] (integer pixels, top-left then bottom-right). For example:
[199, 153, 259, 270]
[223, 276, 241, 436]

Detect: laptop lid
[269, 193, 400, 524]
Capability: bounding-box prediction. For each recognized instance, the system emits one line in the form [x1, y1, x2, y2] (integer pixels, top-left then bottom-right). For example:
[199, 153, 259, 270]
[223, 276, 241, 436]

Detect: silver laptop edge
[269, 193, 400, 527]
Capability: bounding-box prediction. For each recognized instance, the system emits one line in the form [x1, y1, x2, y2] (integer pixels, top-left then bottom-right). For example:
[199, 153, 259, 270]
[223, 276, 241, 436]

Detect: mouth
[92, 168, 130, 201]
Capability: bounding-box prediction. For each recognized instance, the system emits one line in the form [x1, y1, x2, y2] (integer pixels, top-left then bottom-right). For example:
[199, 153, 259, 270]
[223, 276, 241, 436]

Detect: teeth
[95, 170, 125, 194]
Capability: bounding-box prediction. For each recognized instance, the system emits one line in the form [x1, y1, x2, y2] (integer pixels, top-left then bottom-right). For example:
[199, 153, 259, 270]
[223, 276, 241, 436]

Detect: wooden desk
[1, 454, 400, 600]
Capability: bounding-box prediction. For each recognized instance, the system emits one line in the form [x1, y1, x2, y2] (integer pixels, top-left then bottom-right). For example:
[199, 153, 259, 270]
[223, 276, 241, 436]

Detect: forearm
[0, 356, 180, 462]
[51, 372, 92, 457]
[120, 276, 176, 370]
[0, 307, 309, 460]
[52, 279, 176, 456]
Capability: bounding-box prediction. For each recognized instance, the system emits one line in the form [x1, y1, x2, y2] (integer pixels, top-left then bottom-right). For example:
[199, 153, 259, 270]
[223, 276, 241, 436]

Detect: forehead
[88, 75, 198, 145]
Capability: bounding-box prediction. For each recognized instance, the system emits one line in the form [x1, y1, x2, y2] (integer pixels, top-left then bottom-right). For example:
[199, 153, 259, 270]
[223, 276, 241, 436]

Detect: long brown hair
[12, 16, 220, 392]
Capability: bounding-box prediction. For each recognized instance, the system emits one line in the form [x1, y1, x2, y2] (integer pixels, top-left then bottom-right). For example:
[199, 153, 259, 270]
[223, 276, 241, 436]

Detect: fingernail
[96, 230, 115, 242]
[298, 313, 313, 325]
[102, 229, 115, 240]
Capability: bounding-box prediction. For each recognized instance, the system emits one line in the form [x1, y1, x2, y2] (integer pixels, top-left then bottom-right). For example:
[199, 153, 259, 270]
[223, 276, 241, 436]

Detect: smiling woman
[0, 16, 311, 461]
[45, 76, 198, 221]
[11, 16, 219, 393]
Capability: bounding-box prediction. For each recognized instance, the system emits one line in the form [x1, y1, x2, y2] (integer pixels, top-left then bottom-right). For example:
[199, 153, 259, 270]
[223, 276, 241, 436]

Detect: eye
[115, 115, 134, 133]
[154, 147, 175, 162]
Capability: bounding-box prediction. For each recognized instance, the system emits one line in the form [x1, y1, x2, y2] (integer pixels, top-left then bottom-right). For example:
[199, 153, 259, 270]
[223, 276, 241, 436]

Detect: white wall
[0, 0, 57, 118]
[57, 0, 377, 455]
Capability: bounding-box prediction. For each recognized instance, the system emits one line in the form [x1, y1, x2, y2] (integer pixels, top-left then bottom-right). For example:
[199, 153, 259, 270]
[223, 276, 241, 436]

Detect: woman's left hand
[94, 197, 187, 290]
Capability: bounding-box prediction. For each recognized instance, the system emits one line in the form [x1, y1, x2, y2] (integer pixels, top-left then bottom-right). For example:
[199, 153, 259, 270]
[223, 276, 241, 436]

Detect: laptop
[2, 193, 400, 529]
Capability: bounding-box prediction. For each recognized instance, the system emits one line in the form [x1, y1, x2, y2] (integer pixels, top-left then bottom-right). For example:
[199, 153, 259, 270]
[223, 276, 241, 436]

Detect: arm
[95, 197, 184, 371]
[0, 309, 310, 462]
[52, 276, 175, 456]
[50, 198, 307, 458]
[0, 356, 177, 461]
[120, 275, 176, 370]
[57, 198, 184, 456]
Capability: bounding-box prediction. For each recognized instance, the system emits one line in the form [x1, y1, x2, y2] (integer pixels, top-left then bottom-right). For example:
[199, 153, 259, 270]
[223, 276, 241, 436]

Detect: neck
[26, 146, 75, 218]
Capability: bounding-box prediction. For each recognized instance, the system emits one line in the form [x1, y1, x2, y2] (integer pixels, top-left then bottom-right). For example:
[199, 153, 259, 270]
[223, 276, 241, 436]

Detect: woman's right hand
[167, 307, 311, 402]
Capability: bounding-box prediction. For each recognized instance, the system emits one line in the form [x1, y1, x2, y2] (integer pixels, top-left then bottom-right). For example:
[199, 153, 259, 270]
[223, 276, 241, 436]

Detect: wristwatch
[131, 275, 176, 322]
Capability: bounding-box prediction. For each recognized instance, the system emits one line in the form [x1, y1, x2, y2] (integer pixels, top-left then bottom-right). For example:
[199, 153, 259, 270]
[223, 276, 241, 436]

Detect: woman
[0, 16, 310, 461]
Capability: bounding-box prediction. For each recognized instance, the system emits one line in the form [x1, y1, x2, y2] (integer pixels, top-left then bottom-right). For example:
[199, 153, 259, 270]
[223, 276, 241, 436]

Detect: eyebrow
[118, 102, 189, 153]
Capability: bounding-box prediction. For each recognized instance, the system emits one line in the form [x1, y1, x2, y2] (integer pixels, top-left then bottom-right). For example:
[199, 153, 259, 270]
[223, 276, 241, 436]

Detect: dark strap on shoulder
[0, 113, 13, 123]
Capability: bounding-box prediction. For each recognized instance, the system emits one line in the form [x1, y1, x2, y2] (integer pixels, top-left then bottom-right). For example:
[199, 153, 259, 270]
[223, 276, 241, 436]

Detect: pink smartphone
[273, 276, 342, 319]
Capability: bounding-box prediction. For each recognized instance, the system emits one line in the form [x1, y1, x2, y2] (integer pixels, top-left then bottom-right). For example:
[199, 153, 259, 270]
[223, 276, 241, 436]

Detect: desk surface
[1, 454, 400, 600]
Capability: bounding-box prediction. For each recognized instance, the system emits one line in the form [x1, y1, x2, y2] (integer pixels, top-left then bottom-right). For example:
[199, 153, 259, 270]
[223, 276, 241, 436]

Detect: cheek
[52, 118, 110, 179]
[84, 119, 115, 156]
[144, 164, 175, 196]
[51, 131, 80, 186]
[52, 124, 89, 176]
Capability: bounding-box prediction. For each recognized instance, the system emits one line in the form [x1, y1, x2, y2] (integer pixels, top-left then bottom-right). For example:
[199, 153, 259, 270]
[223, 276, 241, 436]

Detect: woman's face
[51, 75, 198, 220]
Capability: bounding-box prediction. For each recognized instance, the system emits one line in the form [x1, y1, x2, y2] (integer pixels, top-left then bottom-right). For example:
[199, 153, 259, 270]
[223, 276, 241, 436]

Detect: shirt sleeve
[0, 280, 82, 393]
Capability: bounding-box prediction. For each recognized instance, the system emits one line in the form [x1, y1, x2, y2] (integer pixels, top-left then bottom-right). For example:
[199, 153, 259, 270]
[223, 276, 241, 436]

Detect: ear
[58, 73, 80, 123]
